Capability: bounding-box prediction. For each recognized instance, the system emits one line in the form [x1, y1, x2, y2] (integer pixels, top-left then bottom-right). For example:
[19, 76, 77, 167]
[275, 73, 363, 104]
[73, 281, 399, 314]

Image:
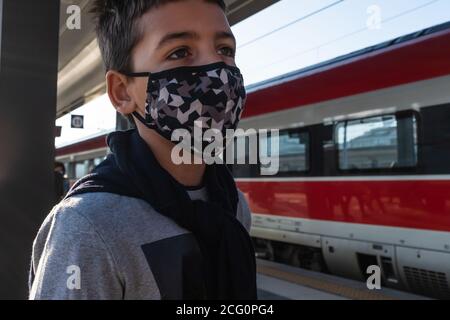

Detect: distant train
[56, 22, 450, 299]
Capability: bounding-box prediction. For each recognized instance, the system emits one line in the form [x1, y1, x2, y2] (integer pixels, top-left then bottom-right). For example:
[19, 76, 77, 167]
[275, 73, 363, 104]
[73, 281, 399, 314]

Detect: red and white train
[56, 22, 450, 298]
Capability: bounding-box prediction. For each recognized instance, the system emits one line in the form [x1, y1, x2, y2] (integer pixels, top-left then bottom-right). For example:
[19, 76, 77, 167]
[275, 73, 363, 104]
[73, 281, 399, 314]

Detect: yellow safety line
[257, 264, 398, 300]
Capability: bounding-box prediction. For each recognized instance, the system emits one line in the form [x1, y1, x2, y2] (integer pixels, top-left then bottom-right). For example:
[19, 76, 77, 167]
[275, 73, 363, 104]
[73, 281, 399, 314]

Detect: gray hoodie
[29, 188, 251, 299]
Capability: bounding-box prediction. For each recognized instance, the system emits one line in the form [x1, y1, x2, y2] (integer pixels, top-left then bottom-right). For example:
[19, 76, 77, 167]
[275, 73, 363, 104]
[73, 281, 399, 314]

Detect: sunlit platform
[256, 259, 428, 300]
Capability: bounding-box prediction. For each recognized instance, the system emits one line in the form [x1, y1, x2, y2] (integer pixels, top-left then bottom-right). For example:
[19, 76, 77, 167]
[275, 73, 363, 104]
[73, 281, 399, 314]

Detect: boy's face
[113, 0, 237, 119]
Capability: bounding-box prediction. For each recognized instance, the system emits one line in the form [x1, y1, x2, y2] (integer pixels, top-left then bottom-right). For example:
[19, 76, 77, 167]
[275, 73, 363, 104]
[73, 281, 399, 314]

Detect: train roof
[246, 21, 450, 94]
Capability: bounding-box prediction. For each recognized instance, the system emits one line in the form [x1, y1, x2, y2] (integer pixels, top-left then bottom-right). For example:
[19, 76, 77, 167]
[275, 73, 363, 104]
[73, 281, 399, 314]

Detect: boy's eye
[218, 46, 235, 58]
[168, 48, 190, 60]
[167, 46, 235, 60]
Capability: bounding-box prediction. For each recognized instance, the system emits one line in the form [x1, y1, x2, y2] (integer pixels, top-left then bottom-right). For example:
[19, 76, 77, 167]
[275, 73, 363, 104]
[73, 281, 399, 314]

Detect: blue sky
[55, 0, 450, 148]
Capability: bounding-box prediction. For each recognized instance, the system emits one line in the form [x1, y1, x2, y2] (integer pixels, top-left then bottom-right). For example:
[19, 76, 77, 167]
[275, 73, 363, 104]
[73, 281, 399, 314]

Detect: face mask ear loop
[132, 111, 149, 126]
[122, 71, 153, 130]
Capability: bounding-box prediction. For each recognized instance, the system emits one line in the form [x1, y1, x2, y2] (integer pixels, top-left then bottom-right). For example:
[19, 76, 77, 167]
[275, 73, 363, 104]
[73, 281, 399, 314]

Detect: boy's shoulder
[33, 192, 175, 254]
[63, 189, 253, 232]
[45, 192, 152, 230]
[44, 192, 173, 236]
[35, 189, 252, 251]
[61, 190, 252, 230]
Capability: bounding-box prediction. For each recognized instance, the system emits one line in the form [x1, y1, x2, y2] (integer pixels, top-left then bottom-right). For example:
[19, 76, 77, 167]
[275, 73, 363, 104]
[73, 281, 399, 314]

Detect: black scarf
[65, 129, 257, 300]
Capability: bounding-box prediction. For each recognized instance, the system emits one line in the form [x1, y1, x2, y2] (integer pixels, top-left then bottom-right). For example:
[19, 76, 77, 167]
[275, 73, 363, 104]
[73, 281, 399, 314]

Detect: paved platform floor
[256, 259, 428, 300]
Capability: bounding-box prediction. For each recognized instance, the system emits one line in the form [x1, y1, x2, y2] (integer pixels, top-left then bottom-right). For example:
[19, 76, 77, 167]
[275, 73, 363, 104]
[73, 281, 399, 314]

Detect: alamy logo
[366, 265, 381, 290]
[66, 265, 81, 290]
[66, 5, 81, 30]
[170, 126, 280, 175]
[366, 5, 382, 30]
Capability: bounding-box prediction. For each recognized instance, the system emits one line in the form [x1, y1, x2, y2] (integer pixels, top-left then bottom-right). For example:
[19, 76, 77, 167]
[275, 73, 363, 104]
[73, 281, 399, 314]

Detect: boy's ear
[106, 70, 137, 116]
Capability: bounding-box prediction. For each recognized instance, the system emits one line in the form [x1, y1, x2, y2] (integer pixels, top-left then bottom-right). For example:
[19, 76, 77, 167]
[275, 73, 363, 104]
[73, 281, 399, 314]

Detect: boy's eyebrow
[156, 31, 237, 50]
[216, 31, 237, 47]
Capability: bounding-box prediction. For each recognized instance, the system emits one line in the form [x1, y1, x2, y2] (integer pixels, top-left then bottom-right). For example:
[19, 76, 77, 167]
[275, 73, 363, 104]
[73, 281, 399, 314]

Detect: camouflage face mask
[126, 62, 247, 155]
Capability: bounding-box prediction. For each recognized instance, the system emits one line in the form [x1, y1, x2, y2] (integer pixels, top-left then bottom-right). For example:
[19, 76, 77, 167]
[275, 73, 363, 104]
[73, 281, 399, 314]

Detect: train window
[420, 103, 450, 174]
[260, 129, 310, 175]
[74, 161, 87, 179]
[230, 134, 259, 178]
[87, 157, 105, 173]
[336, 113, 418, 171]
[94, 157, 103, 166]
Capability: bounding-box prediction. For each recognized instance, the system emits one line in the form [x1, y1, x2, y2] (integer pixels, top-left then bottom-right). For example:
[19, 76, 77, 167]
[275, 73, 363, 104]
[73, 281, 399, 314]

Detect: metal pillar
[0, 0, 60, 299]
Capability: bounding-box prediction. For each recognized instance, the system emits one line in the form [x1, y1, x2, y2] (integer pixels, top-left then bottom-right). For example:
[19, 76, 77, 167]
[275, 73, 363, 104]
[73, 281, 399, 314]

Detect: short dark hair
[91, 0, 227, 73]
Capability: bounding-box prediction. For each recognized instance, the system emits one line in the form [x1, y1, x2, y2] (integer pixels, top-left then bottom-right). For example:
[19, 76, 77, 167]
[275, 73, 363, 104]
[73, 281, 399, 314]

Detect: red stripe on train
[242, 29, 450, 119]
[237, 180, 450, 232]
[56, 134, 107, 157]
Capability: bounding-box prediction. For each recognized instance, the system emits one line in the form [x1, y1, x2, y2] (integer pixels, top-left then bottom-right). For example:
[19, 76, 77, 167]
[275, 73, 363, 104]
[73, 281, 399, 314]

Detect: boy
[29, 0, 256, 300]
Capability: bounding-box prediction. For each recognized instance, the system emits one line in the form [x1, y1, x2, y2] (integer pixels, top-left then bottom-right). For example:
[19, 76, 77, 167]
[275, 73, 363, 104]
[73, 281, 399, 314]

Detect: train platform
[256, 259, 428, 300]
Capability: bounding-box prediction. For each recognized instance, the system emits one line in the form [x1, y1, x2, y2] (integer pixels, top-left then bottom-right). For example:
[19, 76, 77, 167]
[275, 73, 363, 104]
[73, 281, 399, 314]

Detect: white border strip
[236, 175, 450, 182]
[55, 147, 108, 162]
[250, 213, 450, 252]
